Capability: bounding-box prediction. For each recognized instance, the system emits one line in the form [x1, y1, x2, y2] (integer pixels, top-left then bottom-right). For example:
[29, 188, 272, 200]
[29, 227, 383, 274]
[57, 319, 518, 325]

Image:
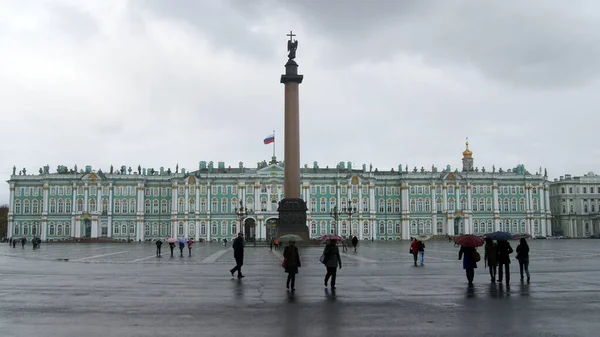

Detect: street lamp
[343, 201, 358, 236]
[235, 201, 254, 241]
[329, 206, 342, 234]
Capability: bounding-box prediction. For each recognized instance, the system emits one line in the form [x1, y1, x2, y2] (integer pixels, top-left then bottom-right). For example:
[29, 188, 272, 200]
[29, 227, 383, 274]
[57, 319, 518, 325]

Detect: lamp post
[343, 201, 358, 236]
[329, 206, 342, 235]
[235, 201, 254, 241]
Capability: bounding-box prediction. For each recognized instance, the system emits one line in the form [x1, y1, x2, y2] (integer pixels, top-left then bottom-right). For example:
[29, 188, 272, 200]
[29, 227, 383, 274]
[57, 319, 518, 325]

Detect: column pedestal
[277, 198, 309, 242]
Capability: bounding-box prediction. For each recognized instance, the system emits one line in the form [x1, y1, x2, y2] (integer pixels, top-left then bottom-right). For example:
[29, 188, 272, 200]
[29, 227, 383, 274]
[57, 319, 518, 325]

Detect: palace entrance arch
[244, 218, 256, 240]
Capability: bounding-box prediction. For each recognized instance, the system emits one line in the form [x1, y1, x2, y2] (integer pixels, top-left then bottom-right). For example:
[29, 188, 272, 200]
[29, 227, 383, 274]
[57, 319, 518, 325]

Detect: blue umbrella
[485, 231, 512, 241]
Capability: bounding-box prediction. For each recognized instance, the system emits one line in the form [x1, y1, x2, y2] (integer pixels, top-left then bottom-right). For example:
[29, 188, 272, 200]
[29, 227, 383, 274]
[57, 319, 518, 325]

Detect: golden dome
[462, 140, 473, 159]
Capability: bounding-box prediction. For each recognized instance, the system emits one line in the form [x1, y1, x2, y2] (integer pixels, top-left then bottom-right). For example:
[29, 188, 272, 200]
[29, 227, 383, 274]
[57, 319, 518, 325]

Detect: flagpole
[272, 129, 276, 158]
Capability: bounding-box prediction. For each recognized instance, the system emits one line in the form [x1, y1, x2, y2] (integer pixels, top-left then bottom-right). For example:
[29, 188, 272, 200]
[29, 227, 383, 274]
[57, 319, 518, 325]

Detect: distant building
[549, 172, 600, 237]
[6, 142, 551, 241]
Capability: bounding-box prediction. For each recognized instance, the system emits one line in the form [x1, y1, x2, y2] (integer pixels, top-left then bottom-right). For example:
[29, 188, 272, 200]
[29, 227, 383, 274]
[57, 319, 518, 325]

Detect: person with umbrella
[322, 238, 342, 289]
[168, 238, 176, 257]
[515, 238, 530, 283]
[456, 235, 483, 286]
[155, 238, 163, 257]
[282, 240, 301, 291]
[484, 238, 498, 282]
[230, 232, 245, 279]
[187, 238, 194, 257]
[178, 239, 185, 257]
[496, 240, 514, 284]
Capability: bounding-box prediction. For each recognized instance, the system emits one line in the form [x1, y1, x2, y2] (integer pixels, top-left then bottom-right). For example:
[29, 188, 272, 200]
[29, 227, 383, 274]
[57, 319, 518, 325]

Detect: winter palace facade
[6, 143, 551, 241]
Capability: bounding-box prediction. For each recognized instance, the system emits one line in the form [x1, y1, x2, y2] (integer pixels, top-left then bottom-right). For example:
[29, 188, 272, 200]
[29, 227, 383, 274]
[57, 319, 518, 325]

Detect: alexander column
[277, 31, 309, 241]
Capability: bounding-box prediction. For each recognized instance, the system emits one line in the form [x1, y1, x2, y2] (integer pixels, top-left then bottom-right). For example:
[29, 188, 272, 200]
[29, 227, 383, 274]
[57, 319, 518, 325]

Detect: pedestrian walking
[351, 236, 358, 252]
[169, 242, 175, 257]
[341, 237, 348, 252]
[223, 238, 227, 247]
[21, 237, 26, 249]
[458, 245, 478, 285]
[187, 238, 194, 257]
[156, 239, 163, 257]
[269, 239, 274, 251]
[417, 240, 425, 266]
[516, 238, 530, 283]
[410, 239, 419, 266]
[178, 240, 185, 257]
[283, 241, 301, 291]
[321, 239, 342, 289]
[496, 240, 513, 284]
[230, 233, 245, 279]
[484, 238, 498, 282]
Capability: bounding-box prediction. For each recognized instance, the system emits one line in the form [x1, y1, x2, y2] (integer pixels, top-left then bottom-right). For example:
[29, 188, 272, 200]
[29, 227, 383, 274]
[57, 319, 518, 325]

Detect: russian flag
[263, 134, 275, 145]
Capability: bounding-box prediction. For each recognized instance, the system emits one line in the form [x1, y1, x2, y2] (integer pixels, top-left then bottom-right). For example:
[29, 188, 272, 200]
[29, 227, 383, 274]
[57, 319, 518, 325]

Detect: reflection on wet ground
[1, 240, 598, 336]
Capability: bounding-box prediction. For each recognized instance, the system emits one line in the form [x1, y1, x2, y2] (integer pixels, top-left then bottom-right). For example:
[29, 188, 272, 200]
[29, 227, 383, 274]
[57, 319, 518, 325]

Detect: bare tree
[0, 205, 8, 239]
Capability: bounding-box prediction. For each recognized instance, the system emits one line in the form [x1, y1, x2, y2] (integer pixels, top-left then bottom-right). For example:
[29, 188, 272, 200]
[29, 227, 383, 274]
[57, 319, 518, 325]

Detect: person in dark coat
[283, 241, 301, 291]
[169, 241, 176, 257]
[178, 240, 185, 257]
[417, 240, 425, 266]
[496, 240, 513, 284]
[516, 238, 530, 283]
[351, 236, 358, 252]
[21, 237, 26, 249]
[322, 239, 342, 289]
[484, 238, 498, 282]
[230, 233, 245, 279]
[155, 239, 162, 256]
[459, 245, 478, 285]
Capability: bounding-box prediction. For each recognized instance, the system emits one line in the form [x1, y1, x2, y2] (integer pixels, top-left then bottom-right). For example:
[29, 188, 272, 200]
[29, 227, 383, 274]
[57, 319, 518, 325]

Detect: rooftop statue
[287, 31, 298, 60]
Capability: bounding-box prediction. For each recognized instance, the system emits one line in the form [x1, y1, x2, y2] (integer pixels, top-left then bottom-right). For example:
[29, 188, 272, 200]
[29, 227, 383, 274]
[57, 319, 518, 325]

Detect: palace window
[503, 199, 509, 212]
[436, 198, 443, 211]
[394, 199, 401, 213]
[486, 198, 492, 212]
[145, 200, 151, 214]
[221, 222, 228, 236]
[362, 198, 368, 212]
[533, 198, 539, 211]
[161, 200, 168, 214]
[460, 198, 467, 211]
[320, 198, 326, 212]
[321, 186, 327, 194]
[309, 198, 316, 212]
[395, 222, 401, 234]
[89, 199, 97, 212]
[437, 221, 443, 234]
[200, 199, 207, 212]
[129, 199, 136, 214]
[424, 199, 431, 212]
[472, 198, 478, 212]
[341, 198, 347, 212]
[32, 200, 39, 214]
[379, 200, 385, 213]
[49, 199, 55, 214]
[221, 199, 228, 213]
[200, 222, 206, 236]
[532, 188, 538, 194]
[160, 224, 168, 236]
[363, 221, 369, 235]
[23, 200, 30, 214]
[211, 198, 218, 212]
[58, 199, 66, 213]
[330, 186, 336, 194]
[387, 200, 393, 213]
[417, 186, 423, 194]
[352, 186, 358, 194]
[479, 199, 484, 212]
[311, 222, 317, 235]
[121, 199, 128, 214]
[511, 198, 517, 212]
[436, 185, 442, 194]
[448, 198, 455, 211]
[55, 224, 62, 236]
[189, 198, 196, 212]
[310, 186, 316, 195]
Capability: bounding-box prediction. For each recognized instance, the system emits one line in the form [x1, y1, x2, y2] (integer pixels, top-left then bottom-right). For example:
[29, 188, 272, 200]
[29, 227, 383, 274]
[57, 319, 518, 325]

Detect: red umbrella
[318, 234, 343, 242]
[455, 234, 484, 248]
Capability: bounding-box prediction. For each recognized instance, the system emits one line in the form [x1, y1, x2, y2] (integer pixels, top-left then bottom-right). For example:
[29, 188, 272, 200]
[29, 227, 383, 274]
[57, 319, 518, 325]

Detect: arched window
[486, 198, 492, 212]
[320, 198, 327, 212]
[89, 199, 96, 212]
[487, 220, 494, 233]
[379, 221, 385, 234]
[448, 198, 455, 211]
[394, 199, 401, 213]
[102, 199, 108, 213]
[512, 220, 518, 233]
[425, 220, 432, 234]
[436, 198, 443, 211]
[121, 223, 127, 235]
[460, 198, 467, 211]
[260, 199, 267, 211]
[221, 221, 228, 236]
[341, 198, 347, 212]
[189, 223, 196, 237]
[231, 198, 238, 213]
[503, 219, 510, 232]
[129, 223, 135, 235]
[532, 198, 539, 211]
[113, 223, 120, 235]
[49, 223, 55, 236]
[479, 199, 484, 212]
[410, 199, 416, 212]
[310, 221, 317, 235]
[161, 200, 168, 214]
[144, 224, 150, 236]
[129, 199, 136, 214]
[379, 200, 385, 213]
[221, 198, 228, 213]
[152, 200, 159, 214]
[363, 221, 369, 235]
[503, 199, 509, 212]
[114, 200, 121, 214]
[329, 198, 336, 210]
[418, 221, 424, 235]
[121, 199, 128, 214]
[410, 186, 415, 195]
[152, 222, 159, 236]
[417, 199, 423, 213]
[145, 200, 151, 214]
[533, 220, 539, 233]
[425, 199, 431, 212]
[23, 200, 30, 214]
[473, 220, 479, 234]
[437, 221, 443, 234]
[411, 221, 417, 234]
[200, 222, 206, 236]
[57, 224, 63, 236]
[321, 221, 328, 235]
[341, 221, 348, 235]
[472, 198, 478, 212]
[211, 222, 218, 235]
[395, 222, 401, 234]
[178, 223, 184, 236]
[189, 198, 196, 212]
[232, 221, 238, 235]
[387, 200, 393, 213]
[200, 198, 207, 212]
[77, 199, 83, 212]
[65, 199, 71, 213]
[362, 198, 369, 212]
[310, 198, 317, 212]
[511, 198, 517, 212]
[49, 199, 55, 214]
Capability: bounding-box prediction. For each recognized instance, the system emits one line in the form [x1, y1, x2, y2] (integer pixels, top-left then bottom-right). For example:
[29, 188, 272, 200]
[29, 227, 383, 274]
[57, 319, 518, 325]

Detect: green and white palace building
[6, 143, 551, 241]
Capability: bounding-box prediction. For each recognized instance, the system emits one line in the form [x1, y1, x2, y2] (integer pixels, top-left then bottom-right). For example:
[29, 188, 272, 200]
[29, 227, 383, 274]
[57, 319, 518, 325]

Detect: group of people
[8, 237, 40, 249]
[155, 238, 195, 257]
[459, 238, 531, 285]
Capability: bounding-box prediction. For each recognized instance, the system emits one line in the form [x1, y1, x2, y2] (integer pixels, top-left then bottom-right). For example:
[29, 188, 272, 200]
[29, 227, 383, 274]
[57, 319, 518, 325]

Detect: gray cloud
[1, 0, 600, 204]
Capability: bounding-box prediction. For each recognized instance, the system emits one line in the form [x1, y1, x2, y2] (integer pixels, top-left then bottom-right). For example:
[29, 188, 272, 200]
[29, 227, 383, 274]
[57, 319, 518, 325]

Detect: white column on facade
[8, 184, 15, 237]
[369, 183, 376, 213]
[493, 184, 500, 230]
[207, 183, 212, 213]
[254, 183, 259, 211]
[431, 184, 436, 212]
[84, 183, 89, 212]
[545, 184, 552, 236]
[196, 185, 200, 213]
[466, 185, 472, 234]
[43, 183, 50, 215]
[108, 184, 113, 238]
[336, 181, 341, 234]
[171, 185, 177, 238]
[401, 183, 410, 240]
[184, 183, 189, 213]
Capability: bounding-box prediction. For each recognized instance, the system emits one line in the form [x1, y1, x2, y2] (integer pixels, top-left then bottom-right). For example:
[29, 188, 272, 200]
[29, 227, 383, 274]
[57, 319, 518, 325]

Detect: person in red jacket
[410, 239, 419, 266]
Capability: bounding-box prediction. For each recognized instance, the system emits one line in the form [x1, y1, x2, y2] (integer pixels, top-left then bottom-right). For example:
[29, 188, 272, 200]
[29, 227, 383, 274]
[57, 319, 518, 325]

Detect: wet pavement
[1, 240, 599, 336]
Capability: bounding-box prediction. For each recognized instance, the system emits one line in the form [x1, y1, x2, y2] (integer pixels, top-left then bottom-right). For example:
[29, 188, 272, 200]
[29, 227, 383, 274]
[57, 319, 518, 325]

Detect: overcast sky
[1, 0, 599, 204]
